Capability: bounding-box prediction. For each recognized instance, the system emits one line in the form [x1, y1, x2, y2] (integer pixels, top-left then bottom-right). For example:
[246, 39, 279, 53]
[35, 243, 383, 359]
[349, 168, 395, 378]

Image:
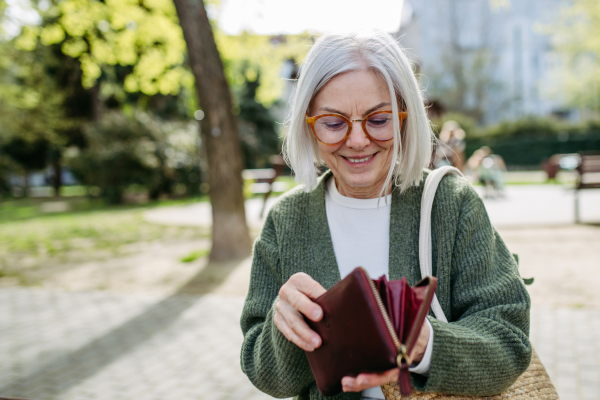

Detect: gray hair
[282, 30, 433, 195]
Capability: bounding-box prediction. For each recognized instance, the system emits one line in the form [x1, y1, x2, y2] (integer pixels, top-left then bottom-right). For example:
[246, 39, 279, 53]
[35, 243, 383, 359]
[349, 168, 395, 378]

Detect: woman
[240, 31, 531, 400]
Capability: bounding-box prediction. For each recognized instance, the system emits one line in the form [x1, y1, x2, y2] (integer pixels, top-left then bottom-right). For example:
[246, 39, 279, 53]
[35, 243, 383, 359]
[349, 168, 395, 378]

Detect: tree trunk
[51, 153, 62, 197]
[91, 83, 103, 122]
[173, 0, 251, 261]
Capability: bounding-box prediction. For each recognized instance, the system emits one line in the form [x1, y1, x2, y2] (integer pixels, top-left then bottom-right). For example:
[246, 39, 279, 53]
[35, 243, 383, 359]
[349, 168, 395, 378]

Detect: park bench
[542, 153, 580, 180]
[242, 155, 288, 218]
[574, 151, 600, 223]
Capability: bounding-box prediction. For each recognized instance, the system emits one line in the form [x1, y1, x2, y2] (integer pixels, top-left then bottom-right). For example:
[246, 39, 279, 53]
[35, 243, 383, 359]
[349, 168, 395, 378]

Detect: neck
[334, 177, 392, 199]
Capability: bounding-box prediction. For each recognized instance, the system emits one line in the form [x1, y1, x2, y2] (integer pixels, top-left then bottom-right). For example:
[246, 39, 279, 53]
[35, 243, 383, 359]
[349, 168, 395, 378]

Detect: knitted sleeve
[412, 186, 532, 395]
[240, 212, 316, 398]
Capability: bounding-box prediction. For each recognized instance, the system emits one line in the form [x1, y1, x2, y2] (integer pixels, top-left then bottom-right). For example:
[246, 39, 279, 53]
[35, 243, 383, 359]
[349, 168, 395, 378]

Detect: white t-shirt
[325, 177, 433, 400]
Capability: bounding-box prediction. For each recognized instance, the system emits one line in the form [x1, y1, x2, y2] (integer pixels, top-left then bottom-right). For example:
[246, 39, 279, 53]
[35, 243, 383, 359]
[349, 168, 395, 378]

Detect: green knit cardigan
[240, 170, 532, 399]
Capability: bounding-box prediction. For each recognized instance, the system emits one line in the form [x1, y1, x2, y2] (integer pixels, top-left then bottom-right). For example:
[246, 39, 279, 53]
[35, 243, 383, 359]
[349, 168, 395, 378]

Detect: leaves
[217, 32, 310, 105]
[12, 0, 310, 105]
[27, 0, 189, 94]
[545, 0, 600, 109]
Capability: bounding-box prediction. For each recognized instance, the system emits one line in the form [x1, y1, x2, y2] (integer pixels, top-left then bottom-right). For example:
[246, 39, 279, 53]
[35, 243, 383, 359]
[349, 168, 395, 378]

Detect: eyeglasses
[306, 110, 408, 145]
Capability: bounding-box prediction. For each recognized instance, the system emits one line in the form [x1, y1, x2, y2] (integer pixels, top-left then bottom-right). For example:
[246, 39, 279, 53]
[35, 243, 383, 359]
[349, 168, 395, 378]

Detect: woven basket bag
[380, 167, 558, 400]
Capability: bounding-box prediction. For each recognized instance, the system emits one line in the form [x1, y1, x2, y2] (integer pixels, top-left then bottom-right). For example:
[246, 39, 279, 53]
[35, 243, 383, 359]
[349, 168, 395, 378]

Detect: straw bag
[380, 167, 558, 400]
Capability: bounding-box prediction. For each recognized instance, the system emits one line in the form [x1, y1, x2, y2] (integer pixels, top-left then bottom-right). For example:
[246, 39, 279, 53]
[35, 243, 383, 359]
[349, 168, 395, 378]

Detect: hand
[342, 320, 430, 392]
[342, 368, 399, 392]
[409, 318, 431, 365]
[274, 272, 327, 351]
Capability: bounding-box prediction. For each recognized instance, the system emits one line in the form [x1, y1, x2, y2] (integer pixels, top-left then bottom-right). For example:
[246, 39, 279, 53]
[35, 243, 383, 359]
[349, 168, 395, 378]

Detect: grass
[180, 249, 210, 263]
[0, 196, 210, 274]
[0, 194, 209, 224]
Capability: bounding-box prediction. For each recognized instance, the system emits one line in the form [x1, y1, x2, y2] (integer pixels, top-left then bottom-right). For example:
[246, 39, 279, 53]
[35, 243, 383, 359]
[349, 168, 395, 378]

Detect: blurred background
[0, 1, 599, 400]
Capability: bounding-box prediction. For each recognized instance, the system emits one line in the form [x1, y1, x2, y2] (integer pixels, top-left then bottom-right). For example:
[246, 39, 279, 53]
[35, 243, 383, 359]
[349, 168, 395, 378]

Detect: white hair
[282, 30, 433, 195]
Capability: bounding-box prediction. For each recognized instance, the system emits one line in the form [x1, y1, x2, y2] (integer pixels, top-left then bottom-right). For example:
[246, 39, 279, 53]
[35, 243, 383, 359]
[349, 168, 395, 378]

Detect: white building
[396, 0, 574, 124]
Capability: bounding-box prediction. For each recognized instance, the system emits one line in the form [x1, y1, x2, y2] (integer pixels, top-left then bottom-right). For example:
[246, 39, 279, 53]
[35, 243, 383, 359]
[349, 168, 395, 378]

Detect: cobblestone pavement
[1, 287, 599, 400]
[0, 289, 273, 400]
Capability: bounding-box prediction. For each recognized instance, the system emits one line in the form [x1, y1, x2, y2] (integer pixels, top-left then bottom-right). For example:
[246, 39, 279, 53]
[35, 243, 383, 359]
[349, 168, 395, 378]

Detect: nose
[345, 122, 370, 149]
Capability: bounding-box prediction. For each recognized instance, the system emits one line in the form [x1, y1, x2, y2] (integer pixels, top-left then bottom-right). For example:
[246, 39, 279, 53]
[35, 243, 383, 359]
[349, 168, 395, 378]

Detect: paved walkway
[1, 286, 599, 400]
[0, 288, 270, 400]
[144, 185, 600, 229]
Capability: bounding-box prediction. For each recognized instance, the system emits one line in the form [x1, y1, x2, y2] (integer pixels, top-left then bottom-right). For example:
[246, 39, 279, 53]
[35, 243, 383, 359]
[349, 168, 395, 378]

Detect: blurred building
[396, 0, 575, 124]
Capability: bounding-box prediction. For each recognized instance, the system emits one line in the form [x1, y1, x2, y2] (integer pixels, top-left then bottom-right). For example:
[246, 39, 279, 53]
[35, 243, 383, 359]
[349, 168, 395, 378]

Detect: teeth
[348, 155, 373, 163]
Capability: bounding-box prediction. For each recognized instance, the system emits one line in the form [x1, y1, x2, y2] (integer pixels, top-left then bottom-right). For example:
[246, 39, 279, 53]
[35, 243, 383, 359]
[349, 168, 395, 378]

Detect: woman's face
[309, 69, 395, 198]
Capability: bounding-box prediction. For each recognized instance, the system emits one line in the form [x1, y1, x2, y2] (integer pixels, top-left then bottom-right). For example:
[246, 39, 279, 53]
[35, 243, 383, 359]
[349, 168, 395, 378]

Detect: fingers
[341, 368, 399, 392]
[274, 299, 321, 351]
[274, 273, 327, 351]
[279, 273, 325, 322]
[292, 272, 327, 300]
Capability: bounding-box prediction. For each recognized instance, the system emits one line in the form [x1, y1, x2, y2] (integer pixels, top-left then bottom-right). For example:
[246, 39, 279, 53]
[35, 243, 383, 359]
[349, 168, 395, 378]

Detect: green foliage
[542, 0, 600, 110]
[0, 200, 206, 271]
[64, 111, 201, 203]
[431, 112, 480, 137]
[474, 116, 565, 139]
[16, 0, 192, 95]
[237, 72, 280, 169]
[0, 41, 83, 194]
[3, 0, 309, 200]
[14, 1, 310, 107]
[0, 43, 73, 144]
[180, 248, 209, 263]
[218, 33, 309, 106]
[2, 137, 50, 171]
[465, 116, 600, 166]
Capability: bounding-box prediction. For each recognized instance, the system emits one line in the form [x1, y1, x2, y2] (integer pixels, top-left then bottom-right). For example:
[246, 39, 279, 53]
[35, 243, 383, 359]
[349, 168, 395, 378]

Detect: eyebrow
[319, 102, 391, 118]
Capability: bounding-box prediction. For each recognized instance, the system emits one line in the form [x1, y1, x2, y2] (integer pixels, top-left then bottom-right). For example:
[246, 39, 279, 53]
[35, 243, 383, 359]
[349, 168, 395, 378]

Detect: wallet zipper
[358, 268, 402, 359]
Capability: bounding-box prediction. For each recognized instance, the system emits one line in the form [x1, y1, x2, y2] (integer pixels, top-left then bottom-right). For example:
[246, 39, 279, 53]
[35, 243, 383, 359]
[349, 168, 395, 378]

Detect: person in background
[433, 120, 466, 171]
[467, 146, 507, 198]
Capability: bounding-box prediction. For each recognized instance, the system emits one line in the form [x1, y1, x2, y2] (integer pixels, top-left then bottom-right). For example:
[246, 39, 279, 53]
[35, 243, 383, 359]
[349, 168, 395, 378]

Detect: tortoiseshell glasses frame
[305, 110, 408, 145]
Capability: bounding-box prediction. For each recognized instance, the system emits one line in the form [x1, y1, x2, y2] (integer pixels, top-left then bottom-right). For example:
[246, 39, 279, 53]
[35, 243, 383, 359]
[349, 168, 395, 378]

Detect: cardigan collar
[307, 170, 424, 288]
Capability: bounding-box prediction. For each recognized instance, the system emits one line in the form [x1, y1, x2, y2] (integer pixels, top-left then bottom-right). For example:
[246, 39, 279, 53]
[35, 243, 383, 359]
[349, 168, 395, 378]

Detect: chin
[341, 173, 379, 188]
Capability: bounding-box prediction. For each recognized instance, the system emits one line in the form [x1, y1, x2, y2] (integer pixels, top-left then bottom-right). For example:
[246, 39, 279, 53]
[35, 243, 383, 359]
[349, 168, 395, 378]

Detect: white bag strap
[419, 166, 464, 323]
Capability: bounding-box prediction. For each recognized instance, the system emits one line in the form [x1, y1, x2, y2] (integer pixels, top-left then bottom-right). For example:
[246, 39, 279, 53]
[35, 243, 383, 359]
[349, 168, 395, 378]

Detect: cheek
[377, 143, 396, 168]
[318, 143, 339, 163]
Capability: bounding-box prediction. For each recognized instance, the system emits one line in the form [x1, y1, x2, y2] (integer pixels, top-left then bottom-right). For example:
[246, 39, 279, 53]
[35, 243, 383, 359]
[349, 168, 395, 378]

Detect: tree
[0, 42, 75, 196]
[173, 0, 250, 260]
[543, 0, 600, 113]
[12, 0, 309, 259]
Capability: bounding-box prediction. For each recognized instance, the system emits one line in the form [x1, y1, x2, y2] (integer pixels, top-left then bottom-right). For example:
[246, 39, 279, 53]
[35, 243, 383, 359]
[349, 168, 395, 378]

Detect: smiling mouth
[342, 153, 377, 163]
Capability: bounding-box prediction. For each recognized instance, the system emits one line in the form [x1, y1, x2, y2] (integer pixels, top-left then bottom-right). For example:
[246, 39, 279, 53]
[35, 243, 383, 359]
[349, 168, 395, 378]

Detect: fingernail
[312, 337, 320, 347]
[312, 309, 322, 320]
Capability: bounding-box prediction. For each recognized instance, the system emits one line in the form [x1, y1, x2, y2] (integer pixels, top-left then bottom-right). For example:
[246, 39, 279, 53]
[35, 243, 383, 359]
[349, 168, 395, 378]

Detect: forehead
[311, 70, 391, 113]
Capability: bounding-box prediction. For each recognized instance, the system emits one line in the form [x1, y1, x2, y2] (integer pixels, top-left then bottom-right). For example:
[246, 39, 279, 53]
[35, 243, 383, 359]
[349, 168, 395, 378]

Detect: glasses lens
[313, 115, 349, 143]
[365, 113, 395, 140]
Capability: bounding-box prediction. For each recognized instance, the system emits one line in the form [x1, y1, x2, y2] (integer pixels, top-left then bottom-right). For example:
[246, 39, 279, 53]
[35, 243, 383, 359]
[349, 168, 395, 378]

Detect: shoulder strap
[419, 166, 463, 323]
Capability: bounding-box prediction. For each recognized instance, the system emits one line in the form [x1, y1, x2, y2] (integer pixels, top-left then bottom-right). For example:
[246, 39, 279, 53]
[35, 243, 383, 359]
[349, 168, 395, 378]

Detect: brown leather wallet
[304, 267, 437, 396]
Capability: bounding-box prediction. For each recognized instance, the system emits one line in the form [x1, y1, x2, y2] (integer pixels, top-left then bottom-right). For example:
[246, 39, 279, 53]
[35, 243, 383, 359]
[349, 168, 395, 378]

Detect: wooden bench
[242, 155, 288, 218]
[575, 151, 600, 223]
